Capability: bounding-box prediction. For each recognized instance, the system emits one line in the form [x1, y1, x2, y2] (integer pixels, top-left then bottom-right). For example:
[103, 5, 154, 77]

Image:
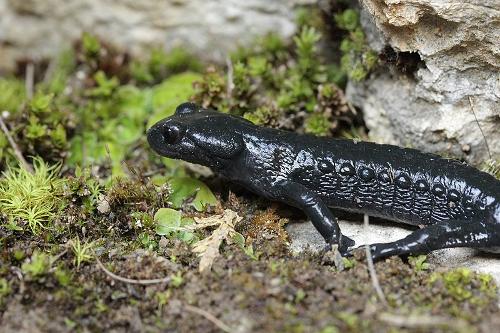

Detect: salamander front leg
[273, 180, 355, 253]
[367, 219, 500, 261]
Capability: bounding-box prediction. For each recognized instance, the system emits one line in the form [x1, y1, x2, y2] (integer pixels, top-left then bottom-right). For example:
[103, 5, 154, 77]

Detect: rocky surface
[0, 0, 306, 72]
[347, 0, 500, 164]
[287, 219, 500, 284]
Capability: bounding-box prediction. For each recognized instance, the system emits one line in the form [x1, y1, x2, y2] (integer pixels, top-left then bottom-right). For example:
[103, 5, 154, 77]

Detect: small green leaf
[178, 231, 195, 243]
[154, 208, 182, 236]
[116, 117, 143, 144]
[147, 72, 202, 128]
[232, 232, 245, 248]
[169, 177, 217, 211]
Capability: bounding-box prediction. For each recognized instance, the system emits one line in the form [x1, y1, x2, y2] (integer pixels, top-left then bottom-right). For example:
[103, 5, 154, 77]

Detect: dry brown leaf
[190, 209, 243, 272]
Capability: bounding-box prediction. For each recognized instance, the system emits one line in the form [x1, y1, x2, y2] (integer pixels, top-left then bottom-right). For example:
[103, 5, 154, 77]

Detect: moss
[294, 26, 322, 79]
[192, 21, 355, 136]
[408, 255, 430, 272]
[104, 176, 169, 221]
[41, 49, 77, 94]
[0, 29, 499, 333]
[335, 9, 378, 81]
[0, 77, 26, 113]
[54, 267, 73, 287]
[0, 278, 10, 303]
[481, 159, 500, 179]
[335, 9, 359, 31]
[1, 88, 71, 166]
[148, 72, 202, 127]
[21, 250, 52, 279]
[295, 6, 325, 31]
[304, 113, 331, 136]
[69, 237, 95, 268]
[0, 158, 66, 234]
[243, 106, 279, 126]
[81, 32, 101, 57]
[192, 66, 227, 110]
[130, 47, 202, 84]
[428, 267, 498, 316]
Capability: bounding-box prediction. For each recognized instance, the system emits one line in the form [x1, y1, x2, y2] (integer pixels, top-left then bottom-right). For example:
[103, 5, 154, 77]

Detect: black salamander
[147, 102, 500, 260]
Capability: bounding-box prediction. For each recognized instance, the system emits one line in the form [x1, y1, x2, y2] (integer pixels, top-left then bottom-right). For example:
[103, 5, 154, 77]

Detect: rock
[287, 219, 500, 284]
[0, 0, 306, 72]
[346, 0, 500, 164]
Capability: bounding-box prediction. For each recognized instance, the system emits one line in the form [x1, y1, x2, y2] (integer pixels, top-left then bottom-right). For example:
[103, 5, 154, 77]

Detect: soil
[1, 188, 500, 333]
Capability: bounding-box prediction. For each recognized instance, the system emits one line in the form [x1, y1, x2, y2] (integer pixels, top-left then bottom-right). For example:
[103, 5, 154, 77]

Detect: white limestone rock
[287, 219, 500, 284]
[346, 0, 500, 164]
[0, 0, 304, 71]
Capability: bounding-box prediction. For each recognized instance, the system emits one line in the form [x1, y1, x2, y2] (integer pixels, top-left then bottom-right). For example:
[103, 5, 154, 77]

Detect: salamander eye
[163, 125, 183, 144]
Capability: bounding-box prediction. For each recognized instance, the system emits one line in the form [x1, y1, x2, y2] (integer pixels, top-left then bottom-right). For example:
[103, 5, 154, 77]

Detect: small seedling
[69, 237, 95, 268]
[408, 255, 430, 272]
[170, 272, 184, 288]
[54, 267, 72, 286]
[0, 278, 11, 300]
[168, 177, 218, 212]
[154, 208, 197, 244]
[342, 257, 356, 269]
[21, 250, 52, 278]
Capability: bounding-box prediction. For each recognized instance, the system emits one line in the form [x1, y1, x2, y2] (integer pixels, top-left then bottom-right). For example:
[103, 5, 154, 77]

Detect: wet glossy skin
[147, 102, 500, 260]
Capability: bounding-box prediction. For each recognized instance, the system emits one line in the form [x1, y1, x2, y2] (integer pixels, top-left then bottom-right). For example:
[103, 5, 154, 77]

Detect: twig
[95, 256, 171, 285]
[226, 55, 234, 99]
[42, 59, 56, 84]
[25, 62, 35, 100]
[0, 114, 33, 173]
[50, 249, 68, 265]
[379, 312, 470, 330]
[364, 214, 388, 306]
[185, 304, 233, 333]
[468, 96, 492, 159]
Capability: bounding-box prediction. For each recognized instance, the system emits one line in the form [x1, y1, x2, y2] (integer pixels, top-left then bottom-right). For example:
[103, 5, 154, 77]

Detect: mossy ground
[1, 4, 499, 333]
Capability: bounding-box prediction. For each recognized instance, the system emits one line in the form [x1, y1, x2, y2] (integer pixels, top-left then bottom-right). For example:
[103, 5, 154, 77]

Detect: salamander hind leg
[366, 219, 500, 261]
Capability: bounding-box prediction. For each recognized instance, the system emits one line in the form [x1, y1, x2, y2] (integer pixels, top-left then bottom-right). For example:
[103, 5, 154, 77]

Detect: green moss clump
[0, 158, 66, 234]
[192, 26, 355, 136]
[69, 237, 95, 268]
[67, 69, 200, 176]
[481, 159, 500, 179]
[0, 278, 10, 303]
[21, 250, 52, 279]
[430, 268, 497, 302]
[335, 9, 378, 81]
[1, 89, 71, 167]
[243, 106, 279, 126]
[130, 47, 202, 84]
[81, 32, 101, 57]
[0, 78, 25, 113]
[304, 113, 331, 136]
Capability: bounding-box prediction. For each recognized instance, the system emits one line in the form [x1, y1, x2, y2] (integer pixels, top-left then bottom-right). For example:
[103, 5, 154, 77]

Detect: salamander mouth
[147, 126, 161, 152]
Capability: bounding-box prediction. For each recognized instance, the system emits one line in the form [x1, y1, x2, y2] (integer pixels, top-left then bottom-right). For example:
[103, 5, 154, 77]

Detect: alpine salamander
[147, 102, 500, 260]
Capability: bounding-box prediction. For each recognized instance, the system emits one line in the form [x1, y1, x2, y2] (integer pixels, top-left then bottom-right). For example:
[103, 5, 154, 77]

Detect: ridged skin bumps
[148, 102, 500, 260]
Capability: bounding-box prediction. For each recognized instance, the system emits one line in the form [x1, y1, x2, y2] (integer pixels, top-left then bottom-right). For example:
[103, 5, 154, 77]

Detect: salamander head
[147, 102, 250, 169]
